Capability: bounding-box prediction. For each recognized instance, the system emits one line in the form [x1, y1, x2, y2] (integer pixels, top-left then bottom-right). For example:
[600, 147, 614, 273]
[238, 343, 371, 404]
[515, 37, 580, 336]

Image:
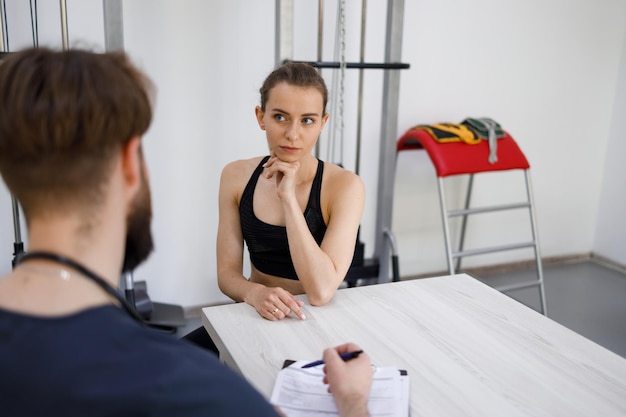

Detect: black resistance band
[17, 251, 145, 323]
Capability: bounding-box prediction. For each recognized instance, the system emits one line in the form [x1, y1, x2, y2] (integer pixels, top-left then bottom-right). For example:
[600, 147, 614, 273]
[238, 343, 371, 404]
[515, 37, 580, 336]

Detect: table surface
[202, 274, 626, 416]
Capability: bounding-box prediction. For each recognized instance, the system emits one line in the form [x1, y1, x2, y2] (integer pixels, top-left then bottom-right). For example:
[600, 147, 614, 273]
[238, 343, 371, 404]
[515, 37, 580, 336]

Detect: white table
[202, 274, 626, 416]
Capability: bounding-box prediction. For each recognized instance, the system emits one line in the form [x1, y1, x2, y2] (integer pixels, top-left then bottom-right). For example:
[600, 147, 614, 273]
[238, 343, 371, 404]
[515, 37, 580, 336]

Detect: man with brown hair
[0, 47, 280, 416]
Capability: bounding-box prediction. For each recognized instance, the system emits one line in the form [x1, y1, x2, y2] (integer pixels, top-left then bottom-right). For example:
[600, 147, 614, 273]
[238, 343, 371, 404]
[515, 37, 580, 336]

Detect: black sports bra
[239, 156, 327, 280]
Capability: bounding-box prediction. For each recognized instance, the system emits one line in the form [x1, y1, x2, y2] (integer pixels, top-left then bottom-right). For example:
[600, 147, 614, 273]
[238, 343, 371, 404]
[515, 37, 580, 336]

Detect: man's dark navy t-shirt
[0, 305, 279, 416]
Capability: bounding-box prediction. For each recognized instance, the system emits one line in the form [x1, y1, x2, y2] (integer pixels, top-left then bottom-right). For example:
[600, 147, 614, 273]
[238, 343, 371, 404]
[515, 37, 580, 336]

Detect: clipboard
[273, 359, 409, 417]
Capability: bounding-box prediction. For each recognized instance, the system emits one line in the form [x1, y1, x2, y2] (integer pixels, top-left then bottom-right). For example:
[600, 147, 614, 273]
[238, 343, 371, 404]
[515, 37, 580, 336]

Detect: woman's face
[255, 82, 329, 162]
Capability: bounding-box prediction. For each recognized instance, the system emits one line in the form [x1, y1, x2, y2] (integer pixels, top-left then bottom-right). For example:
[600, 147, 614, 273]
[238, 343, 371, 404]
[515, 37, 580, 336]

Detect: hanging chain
[327, 0, 347, 166]
[337, 0, 346, 166]
[326, 1, 340, 163]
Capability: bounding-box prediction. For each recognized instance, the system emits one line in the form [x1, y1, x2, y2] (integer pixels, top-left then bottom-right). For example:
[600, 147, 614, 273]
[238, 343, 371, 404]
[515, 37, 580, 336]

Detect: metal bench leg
[437, 177, 455, 274]
[455, 174, 474, 272]
[525, 170, 548, 316]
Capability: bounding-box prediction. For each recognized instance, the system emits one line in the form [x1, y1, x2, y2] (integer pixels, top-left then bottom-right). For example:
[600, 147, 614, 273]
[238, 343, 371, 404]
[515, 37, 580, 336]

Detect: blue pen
[301, 350, 364, 368]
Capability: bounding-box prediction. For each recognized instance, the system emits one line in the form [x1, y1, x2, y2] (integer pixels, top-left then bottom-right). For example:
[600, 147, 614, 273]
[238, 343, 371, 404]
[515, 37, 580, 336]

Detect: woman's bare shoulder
[222, 156, 266, 180]
[322, 162, 365, 191]
[319, 162, 365, 222]
[220, 156, 268, 201]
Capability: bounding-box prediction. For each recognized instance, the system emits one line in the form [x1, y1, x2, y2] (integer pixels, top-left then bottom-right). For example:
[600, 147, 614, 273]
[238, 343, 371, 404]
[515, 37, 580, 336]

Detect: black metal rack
[285, 60, 410, 70]
[276, 0, 408, 286]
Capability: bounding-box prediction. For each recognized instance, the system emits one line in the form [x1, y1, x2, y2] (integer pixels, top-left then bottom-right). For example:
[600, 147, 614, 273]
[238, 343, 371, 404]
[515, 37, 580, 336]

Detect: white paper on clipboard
[270, 360, 409, 417]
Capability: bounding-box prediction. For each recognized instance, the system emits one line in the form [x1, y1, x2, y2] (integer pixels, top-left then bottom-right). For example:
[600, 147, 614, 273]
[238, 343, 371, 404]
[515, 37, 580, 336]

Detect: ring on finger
[272, 307, 279, 314]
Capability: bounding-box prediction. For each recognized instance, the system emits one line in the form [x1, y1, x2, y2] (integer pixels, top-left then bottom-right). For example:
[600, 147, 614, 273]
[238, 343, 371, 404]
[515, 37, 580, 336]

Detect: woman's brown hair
[259, 62, 328, 114]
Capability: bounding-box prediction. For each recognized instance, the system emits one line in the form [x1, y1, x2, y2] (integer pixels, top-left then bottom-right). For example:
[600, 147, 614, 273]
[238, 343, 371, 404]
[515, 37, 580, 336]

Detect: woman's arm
[217, 161, 305, 320]
[286, 168, 365, 305]
[264, 157, 365, 306]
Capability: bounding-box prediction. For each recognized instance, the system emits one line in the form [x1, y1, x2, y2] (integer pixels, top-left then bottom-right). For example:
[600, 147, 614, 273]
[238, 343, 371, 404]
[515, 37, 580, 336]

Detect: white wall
[0, 0, 625, 308]
[394, 0, 626, 274]
[594, 23, 626, 266]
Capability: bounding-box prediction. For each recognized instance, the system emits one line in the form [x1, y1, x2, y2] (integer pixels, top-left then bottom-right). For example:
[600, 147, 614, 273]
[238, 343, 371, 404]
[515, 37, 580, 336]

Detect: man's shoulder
[129, 332, 279, 415]
[0, 309, 278, 416]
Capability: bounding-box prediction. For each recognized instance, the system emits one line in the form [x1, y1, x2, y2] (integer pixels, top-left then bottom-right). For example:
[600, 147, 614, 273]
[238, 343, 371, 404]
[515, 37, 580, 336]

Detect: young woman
[217, 62, 365, 320]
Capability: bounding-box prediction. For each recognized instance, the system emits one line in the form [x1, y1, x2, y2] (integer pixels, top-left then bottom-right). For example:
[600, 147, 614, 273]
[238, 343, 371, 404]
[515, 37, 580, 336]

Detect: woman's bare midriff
[250, 267, 305, 296]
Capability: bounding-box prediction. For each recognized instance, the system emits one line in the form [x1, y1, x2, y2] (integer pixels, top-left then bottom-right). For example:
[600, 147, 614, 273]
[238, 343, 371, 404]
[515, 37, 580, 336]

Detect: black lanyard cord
[17, 251, 145, 324]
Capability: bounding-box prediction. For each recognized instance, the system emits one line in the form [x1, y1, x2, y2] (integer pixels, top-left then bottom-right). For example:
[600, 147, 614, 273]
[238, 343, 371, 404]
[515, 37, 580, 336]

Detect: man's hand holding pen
[322, 343, 372, 417]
